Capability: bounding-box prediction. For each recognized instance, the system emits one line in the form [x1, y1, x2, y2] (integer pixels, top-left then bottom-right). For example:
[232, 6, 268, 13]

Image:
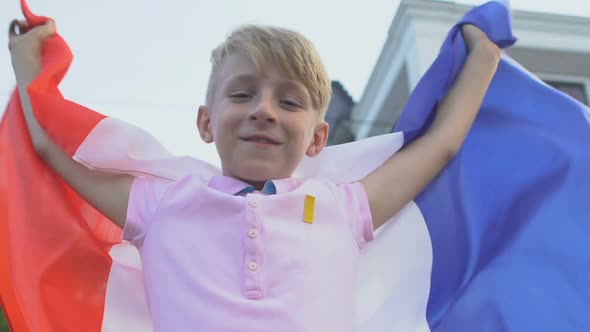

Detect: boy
[8, 18, 499, 331]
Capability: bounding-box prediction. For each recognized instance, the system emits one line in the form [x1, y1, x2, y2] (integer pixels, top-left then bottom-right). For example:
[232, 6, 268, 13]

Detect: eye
[280, 98, 302, 109]
[229, 92, 253, 102]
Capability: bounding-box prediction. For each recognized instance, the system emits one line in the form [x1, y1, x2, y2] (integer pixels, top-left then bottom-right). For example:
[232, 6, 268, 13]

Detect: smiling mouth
[241, 135, 281, 146]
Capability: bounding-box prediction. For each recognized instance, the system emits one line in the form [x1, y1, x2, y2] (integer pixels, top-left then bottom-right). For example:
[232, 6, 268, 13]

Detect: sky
[1, 0, 589, 165]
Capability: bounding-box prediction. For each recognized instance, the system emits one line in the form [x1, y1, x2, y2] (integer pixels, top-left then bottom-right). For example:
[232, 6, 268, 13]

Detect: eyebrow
[224, 74, 258, 87]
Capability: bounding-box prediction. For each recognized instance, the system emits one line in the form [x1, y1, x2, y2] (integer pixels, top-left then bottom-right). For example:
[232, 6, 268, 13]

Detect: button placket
[243, 194, 262, 299]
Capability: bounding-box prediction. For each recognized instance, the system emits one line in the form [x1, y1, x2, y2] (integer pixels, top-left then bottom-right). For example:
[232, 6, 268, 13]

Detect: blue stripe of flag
[394, 2, 590, 331]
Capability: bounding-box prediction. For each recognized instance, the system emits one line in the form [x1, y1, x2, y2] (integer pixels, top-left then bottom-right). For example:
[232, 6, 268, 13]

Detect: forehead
[218, 53, 308, 92]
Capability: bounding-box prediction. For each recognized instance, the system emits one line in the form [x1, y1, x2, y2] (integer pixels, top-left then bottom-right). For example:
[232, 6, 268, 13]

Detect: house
[338, 0, 590, 140]
[326, 81, 357, 145]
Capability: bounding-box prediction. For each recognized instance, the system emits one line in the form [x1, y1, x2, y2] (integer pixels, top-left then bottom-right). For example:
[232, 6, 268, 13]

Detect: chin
[238, 168, 278, 182]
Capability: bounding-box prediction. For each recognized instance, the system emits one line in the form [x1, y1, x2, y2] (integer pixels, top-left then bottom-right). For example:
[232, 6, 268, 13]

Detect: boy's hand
[461, 24, 501, 62]
[8, 20, 55, 82]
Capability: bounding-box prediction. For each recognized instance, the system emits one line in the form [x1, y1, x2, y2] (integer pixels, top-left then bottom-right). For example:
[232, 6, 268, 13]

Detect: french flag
[1, 0, 588, 331]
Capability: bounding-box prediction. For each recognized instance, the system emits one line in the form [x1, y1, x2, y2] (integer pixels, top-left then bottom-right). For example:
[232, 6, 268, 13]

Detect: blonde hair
[206, 25, 332, 115]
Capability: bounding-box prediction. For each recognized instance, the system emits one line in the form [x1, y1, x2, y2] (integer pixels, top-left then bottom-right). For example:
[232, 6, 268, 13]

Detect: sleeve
[337, 181, 374, 248]
[123, 176, 173, 247]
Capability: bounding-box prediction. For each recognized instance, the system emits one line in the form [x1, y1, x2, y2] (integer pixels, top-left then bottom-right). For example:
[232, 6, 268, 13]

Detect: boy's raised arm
[361, 25, 501, 230]
[9, 20, 133, 229]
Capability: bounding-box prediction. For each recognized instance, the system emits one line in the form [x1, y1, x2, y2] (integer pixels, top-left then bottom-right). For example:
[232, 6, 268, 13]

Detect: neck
[239, 178, 267, 191]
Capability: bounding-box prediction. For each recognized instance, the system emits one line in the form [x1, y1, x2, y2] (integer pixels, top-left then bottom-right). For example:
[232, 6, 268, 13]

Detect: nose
[249, 93, 278, 124]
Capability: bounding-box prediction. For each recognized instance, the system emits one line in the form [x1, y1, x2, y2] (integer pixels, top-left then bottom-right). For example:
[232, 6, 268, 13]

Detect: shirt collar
[208, 175, 299, 196]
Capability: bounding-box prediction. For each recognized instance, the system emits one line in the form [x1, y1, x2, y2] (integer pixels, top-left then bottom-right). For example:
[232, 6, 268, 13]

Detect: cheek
[289, 119, 316, 150]
[211, 109, 239, 136]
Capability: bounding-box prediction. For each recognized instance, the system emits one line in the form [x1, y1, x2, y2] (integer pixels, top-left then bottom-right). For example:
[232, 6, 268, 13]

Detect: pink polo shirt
[123, 174, 373, 331]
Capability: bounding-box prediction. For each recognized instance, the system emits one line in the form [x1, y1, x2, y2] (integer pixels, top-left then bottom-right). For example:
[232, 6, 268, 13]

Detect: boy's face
[197, 53, 329, 183]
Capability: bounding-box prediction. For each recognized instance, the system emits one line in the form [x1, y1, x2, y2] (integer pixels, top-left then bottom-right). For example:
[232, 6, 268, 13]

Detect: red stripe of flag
[0, 1, 121, 330]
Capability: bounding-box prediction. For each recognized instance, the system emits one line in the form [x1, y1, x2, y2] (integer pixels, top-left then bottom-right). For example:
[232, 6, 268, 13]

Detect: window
[545, 81, 588, 106]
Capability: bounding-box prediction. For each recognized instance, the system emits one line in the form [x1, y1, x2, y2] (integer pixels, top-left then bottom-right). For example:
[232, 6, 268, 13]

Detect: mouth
[241, 134, 282, 146]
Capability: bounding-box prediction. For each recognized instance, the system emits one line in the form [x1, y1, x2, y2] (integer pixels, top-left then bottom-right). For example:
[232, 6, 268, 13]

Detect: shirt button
[248, 260, 258, 271]
[249, 199, 257, 207]
[248, 229, 258, 238]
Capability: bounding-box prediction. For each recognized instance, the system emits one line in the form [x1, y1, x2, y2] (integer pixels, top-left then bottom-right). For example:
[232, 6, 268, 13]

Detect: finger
[8, 19, 31, 37]
[31, 20, 56, 39]
[8, 19, 19, 37]
[18, 20, 30, 34]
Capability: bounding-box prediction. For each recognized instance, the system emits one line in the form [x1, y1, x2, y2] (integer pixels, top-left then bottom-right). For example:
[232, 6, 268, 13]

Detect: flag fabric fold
[1, 0, 589, 331]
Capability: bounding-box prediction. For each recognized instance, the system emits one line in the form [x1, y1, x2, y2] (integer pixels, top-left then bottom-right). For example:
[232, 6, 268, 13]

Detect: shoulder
[130, 176, 175, 201]
[288, 178, 369, 212]
[293, 178, 366, 197]
[132, 172, 216, 207]
[124, 173, 211, 246]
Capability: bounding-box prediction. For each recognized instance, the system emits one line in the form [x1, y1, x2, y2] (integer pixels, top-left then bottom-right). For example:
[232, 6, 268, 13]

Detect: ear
[305, 121, 329, 157]
[197, 105, 214, 143]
